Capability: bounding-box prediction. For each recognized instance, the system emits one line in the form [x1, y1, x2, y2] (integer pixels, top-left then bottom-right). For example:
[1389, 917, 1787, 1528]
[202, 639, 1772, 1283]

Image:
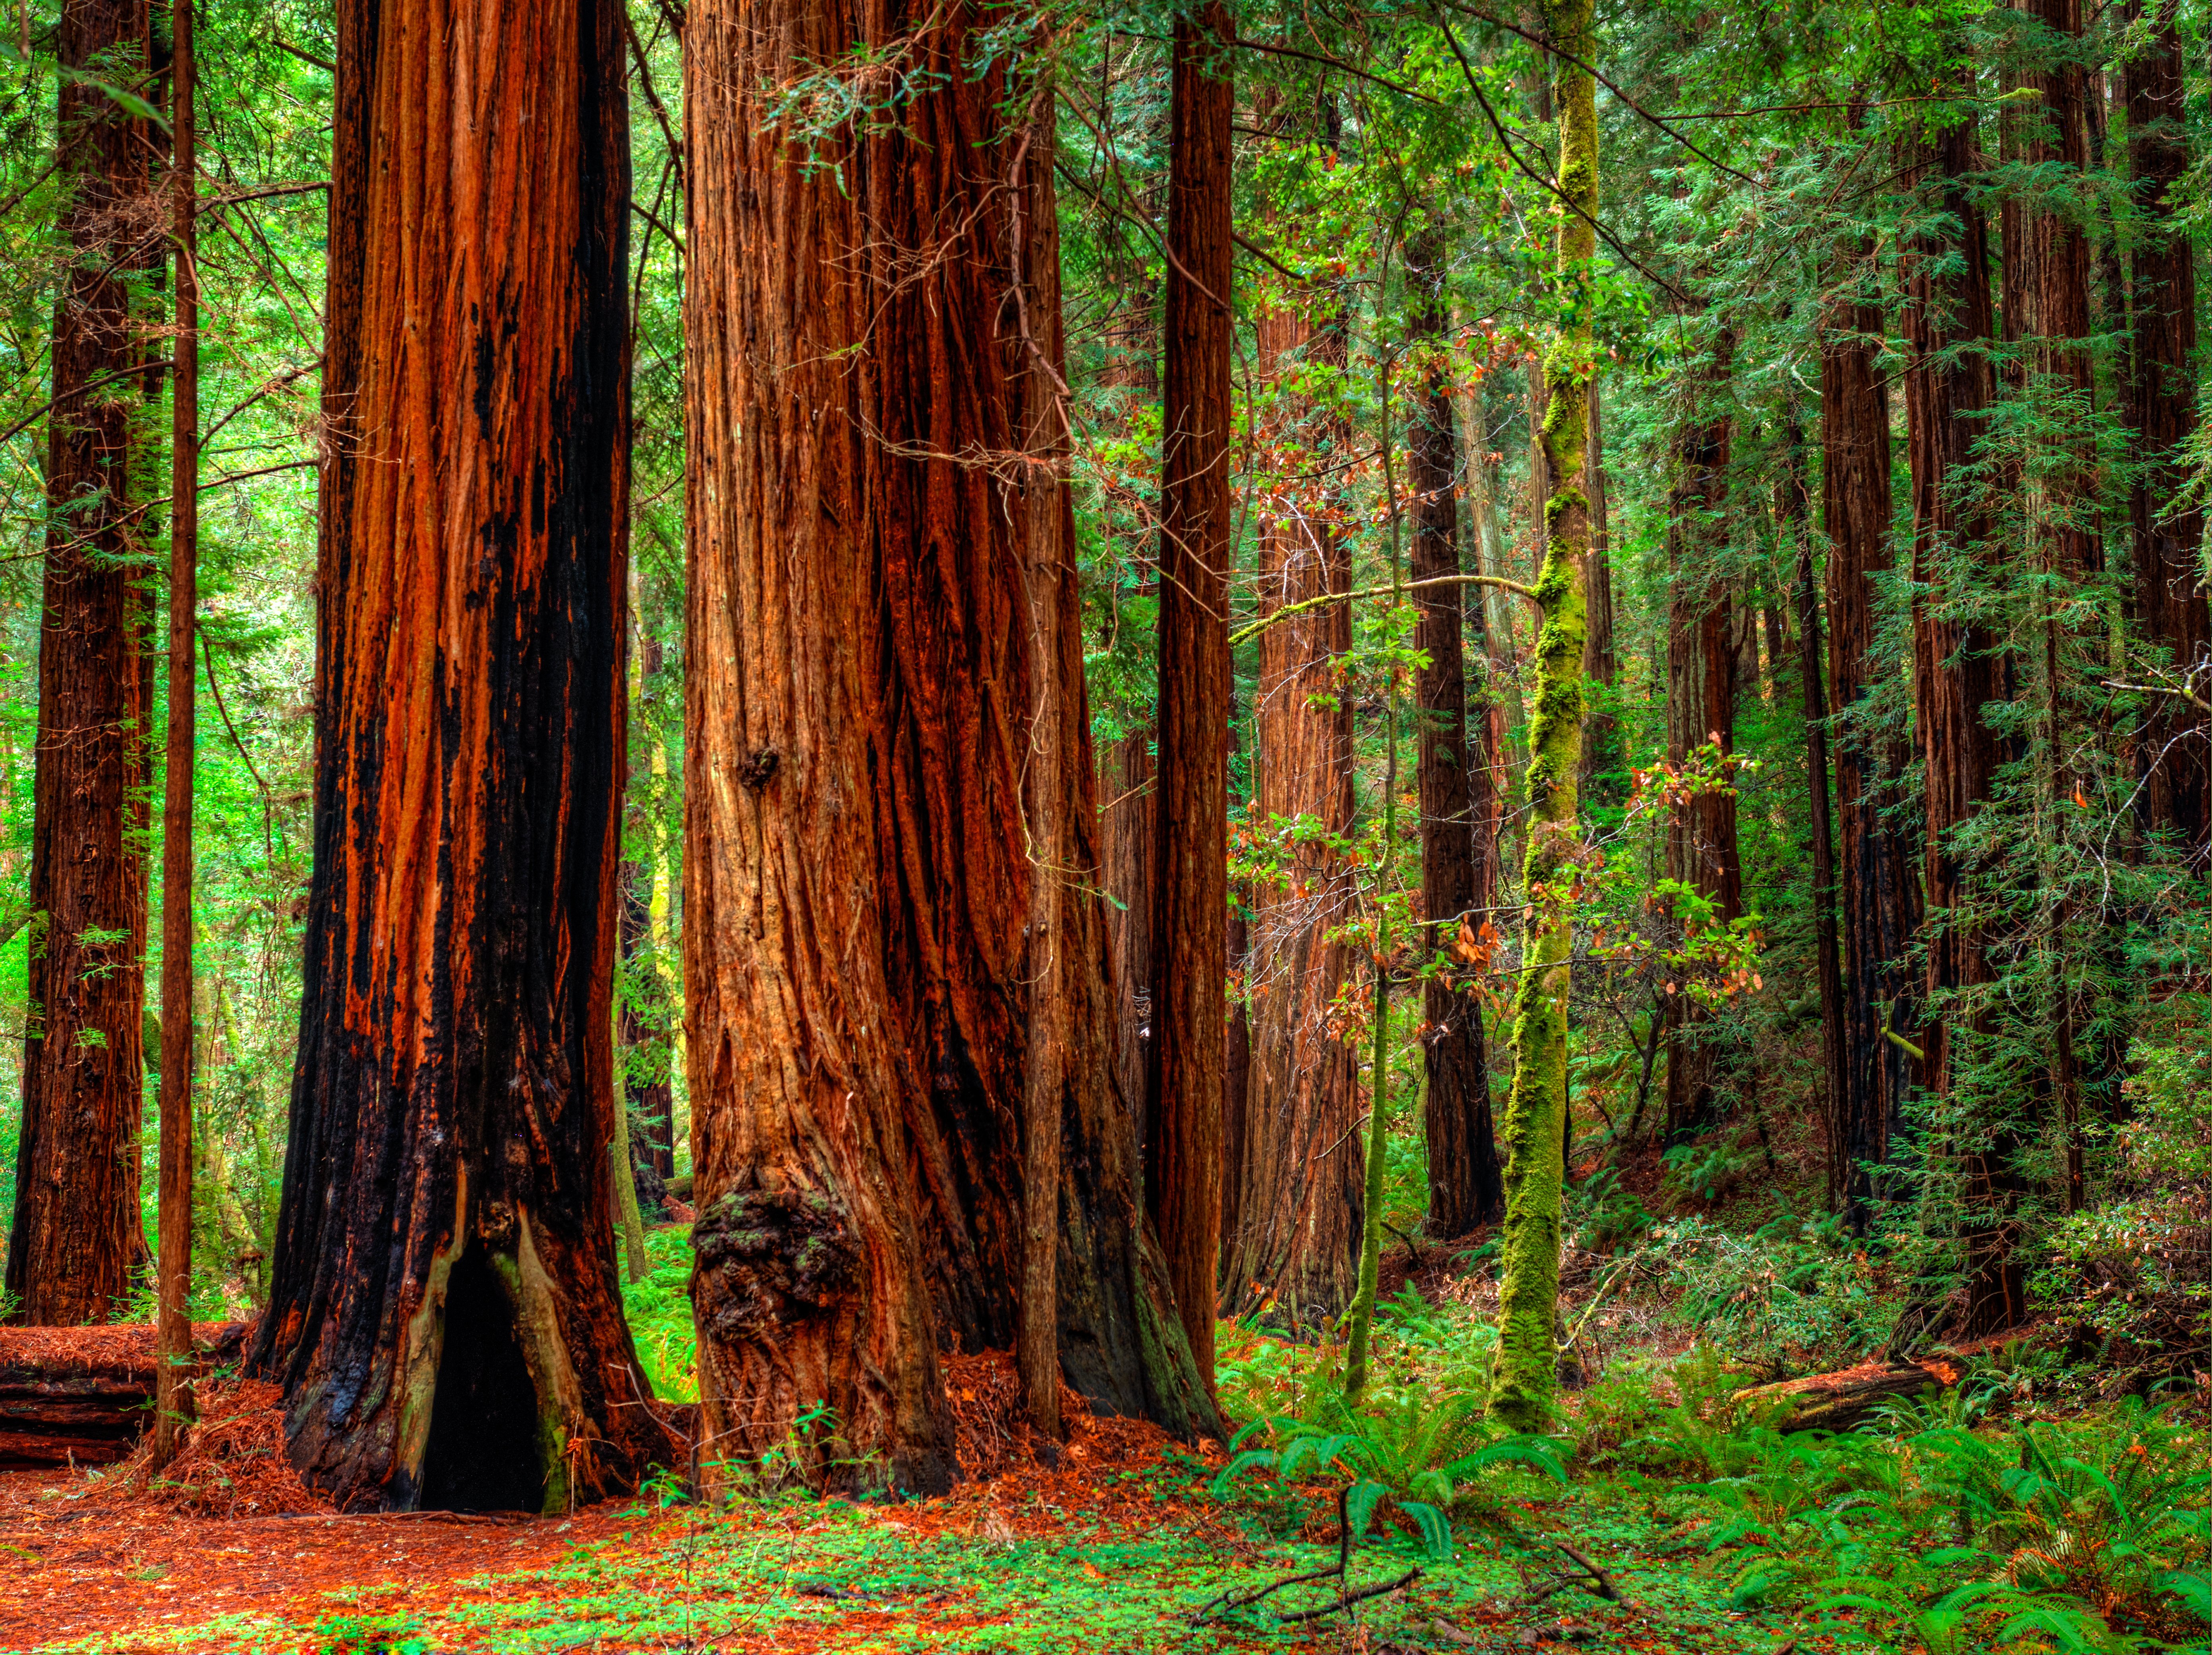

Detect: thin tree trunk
[1580, 379, 1620, 804]
[1663, 325, 1743, 1139]
[1101, 730, 1154, 1125]
[1145, 0, 1235, 1391]
[151, 0, 196, 1467]
[249, 0, 673, 1512]
[1407, 227, 1500, 1238]
[2124, 1, 2208, 851]
[1785, 414, 1847, 1222]
[1821, 227, 1922, 1231]
[6, 0, 157, 1327]
[1488, 0, 1597, 1433]
[1903, 103, 2018, 1335]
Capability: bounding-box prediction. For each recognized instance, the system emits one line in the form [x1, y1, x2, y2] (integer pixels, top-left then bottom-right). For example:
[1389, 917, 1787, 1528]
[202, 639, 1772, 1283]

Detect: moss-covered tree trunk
[1486, 0, 1597, 1432]
[249, 0, 675, 1512]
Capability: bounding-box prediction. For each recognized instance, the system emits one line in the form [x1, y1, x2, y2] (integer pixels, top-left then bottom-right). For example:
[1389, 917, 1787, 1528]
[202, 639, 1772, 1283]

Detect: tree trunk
[248, 0, 672, 1513]
[1145, 0, 1235, 1391]
[1903, 106, 2018, 1334]
[1488, 0, 1596, 1433]
[1101, 731, 1155, 1129]
[6, 0, 157, 1328]
[1580, 379, 1620, 805]
[1663, 325, 1743, 1139]
[683, 0, 1214, 1487]
[152, 0, 197, 1468]
[2124, 2, 2208, 852]
[1406, 228, 1501, 1239]
[1228, 273, 1361, 1325]
[1821, 239, 1922, 1232]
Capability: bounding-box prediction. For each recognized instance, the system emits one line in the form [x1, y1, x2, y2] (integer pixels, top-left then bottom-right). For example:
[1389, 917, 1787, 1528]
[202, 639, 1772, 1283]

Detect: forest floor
[0, 1408, 1818, 1655]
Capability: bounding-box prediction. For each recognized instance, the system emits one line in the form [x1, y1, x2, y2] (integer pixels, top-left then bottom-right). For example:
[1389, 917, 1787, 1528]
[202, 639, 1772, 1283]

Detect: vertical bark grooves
[1903, 107, 2017, 1332]
[1228, 272, 1360, 1323]
[1408, 229, 1500, 1238]
[2124, 2, 2208, 851]
[683, 0, 1211, 1479]
[1821, 251, 1921, 1230]
[1145, 0, 1234, 1386]
[249, 0, 670, 1510]
[1663, 326, 1742, 1138]
[8, 0, 156, 1325]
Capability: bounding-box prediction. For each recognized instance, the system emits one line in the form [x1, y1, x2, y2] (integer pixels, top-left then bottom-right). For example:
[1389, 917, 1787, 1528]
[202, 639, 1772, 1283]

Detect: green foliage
[311, 1614, 432, 1655]
[620, 1224, 698, 1403]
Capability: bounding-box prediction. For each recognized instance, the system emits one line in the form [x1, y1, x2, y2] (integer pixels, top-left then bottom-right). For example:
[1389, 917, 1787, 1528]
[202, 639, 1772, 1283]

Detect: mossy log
[1731, 1357, 1959, 1433]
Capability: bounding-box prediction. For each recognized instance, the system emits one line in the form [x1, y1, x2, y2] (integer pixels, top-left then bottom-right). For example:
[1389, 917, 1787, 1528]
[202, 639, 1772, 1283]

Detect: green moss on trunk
[1487, 0, 1598, 1433]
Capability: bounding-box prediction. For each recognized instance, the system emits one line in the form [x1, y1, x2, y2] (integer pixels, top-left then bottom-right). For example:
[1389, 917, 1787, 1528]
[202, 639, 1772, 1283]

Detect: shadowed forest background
[0, 0, 2208, 1647]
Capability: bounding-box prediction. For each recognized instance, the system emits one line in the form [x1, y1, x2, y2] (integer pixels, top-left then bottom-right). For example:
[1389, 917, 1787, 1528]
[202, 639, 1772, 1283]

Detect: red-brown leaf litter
[0, 1346, 1225, 1653]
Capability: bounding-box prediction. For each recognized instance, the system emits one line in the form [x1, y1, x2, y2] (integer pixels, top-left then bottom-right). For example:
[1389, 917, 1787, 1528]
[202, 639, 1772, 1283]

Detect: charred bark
[248, 0, 672, 1512]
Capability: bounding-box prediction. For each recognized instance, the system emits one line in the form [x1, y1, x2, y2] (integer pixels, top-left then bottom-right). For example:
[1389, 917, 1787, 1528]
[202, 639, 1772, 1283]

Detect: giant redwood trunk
[1821, 255, 1922, 1230]
[2124, 3, 2208, 853]
[1903, 108, 2019, 1333]
[7, 0, 157, 1326]
[1145, 0, 1235, 1386]
[683, 0, 1213, 1485]
[1663, 328, 1743, 1138]
[1407, 231, 1500, 1237]
[1226, 282, 1361, 1324]
[247, 0, 671, 1512]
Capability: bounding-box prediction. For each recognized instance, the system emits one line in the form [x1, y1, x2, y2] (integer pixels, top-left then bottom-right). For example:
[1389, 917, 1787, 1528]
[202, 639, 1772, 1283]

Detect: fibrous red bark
[1821, 249, 1922, 1230]
[1145, 0, 1236, 1387]
[1226, 271, 1361, 1323]
[249, 0, 672, 1511]
[683, 0, 1213, 1487]
[1903, 107, 2019, 1334]
[8, 0, 159, 1327]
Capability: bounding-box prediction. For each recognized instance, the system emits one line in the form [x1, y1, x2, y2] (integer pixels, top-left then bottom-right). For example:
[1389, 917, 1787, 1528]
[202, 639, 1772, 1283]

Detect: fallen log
[0, 1321, 250, 1469]
[1729, 1357, 1960, 1433]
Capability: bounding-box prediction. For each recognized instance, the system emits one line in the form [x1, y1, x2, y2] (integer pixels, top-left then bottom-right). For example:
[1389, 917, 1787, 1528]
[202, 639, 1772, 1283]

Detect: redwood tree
[683, 0, 1212, 1486]
[1408, 228, 1500, 1237]
[2123, 1, 2208, 851]
[1663, 327, 1743, 1138]
[1227, 272, 1361, 1323]
[1821, 247, 1921, 1229]
[7, 0, 158, 1325]
[248, 0, 672, 1511]
[1145, 0, 1236, 1386]
[1903, 102, 2017, 1332]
